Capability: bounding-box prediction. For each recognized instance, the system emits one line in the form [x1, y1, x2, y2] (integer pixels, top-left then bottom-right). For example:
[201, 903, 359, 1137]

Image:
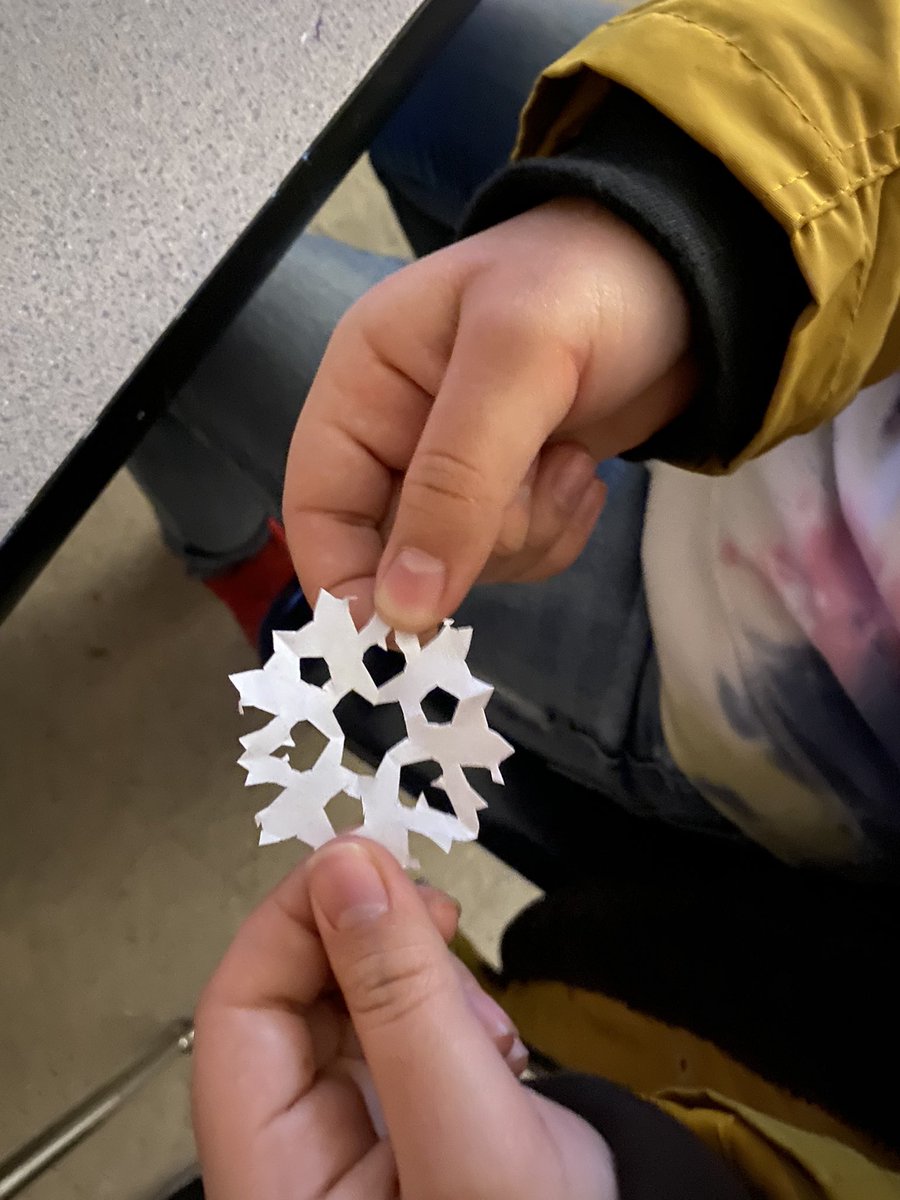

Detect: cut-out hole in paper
[342, 743, 375, 775]
[399, 758, 442, 795]
[282, 725, 329, 773]
[230, 591, 514, 868]
[299, 656, 330, 686]
[362, 644, 405, 686]
[421, 687, 458, 724]
[462, 765, 494, 791]
[332, 694, 406, 752]
[325, 791, 364, 833]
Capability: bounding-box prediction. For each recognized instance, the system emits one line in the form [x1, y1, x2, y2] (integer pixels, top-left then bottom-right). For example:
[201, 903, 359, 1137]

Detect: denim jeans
[129, 0, 735, 839]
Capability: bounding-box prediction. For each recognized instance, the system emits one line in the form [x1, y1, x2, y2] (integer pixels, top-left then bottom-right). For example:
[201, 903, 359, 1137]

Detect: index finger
[193, 857, 463, 1145]
[192, 859, 334, 1156]
[197, 859, 325, 1013]
[198, 866, 461, 1015]
[282, 258, 460, 626]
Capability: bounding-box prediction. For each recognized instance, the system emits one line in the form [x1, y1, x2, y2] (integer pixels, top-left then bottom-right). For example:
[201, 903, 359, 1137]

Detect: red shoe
[204, 519, 296, 647]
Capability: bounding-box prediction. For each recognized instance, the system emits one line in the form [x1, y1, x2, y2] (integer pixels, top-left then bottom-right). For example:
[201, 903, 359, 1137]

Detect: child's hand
[193, 838, 617, 1200]
[284, 198, 694, 632]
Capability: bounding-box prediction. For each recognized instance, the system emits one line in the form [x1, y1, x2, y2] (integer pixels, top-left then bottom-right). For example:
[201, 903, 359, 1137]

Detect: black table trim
[0, 0, 478, 622]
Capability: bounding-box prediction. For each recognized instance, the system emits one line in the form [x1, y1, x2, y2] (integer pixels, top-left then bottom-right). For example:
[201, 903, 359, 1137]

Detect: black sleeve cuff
[531, 1073, 754, 1200]
[460, 88, 808, 468]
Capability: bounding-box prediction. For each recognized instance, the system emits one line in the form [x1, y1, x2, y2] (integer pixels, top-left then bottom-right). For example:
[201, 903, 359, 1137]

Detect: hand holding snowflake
[230, 591, 513, 868]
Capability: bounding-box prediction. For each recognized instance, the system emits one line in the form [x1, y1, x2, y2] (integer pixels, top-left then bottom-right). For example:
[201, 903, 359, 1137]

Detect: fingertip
[307, 836, 424, 927]
[552, 475, 607, 564]
[506, 1036, 530, 1078]
[556, 477, 608, 571]
[307, 838, 391, 932]
[270, 853, 318, 921]
[583, 475, 608, 524]
[547, 442, 597, 514]
[417, 883, 462, 944]
[329, 579, 379, 630]
[374, 547, 448, 632]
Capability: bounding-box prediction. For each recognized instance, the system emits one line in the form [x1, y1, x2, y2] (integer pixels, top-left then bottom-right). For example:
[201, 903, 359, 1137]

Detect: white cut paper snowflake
[230, 591, 513, 868]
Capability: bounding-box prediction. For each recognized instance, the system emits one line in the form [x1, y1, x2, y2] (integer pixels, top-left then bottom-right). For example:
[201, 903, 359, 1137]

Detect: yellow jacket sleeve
[515, 0, 900, 465]
[657, 1091, 900, 1200]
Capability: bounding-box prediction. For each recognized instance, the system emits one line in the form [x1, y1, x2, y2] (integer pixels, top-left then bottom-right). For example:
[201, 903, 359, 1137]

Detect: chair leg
[0, 1019, 194, 1199]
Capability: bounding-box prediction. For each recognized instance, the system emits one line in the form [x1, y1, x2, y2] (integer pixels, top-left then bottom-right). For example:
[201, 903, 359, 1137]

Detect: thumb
[307, 837, 544, 1197]
[372, 289, 575, 632]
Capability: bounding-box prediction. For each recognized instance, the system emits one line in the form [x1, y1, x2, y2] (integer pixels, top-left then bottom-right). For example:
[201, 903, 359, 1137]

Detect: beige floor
[0, 159, 539, 1199]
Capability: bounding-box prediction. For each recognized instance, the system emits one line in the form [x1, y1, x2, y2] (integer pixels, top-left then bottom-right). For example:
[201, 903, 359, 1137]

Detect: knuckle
[469, 282, 545, 340]
[404, 447, 491, 514]
[332, 280, 395, 351]
[346, 940, 441, 1031]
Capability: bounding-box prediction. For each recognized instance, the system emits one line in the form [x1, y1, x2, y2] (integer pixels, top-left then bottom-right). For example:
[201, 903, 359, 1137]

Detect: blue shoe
[256, 579, 313, 663]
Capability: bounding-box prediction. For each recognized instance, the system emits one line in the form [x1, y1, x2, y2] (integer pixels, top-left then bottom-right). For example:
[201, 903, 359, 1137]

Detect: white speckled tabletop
[0, 0, 424, 546]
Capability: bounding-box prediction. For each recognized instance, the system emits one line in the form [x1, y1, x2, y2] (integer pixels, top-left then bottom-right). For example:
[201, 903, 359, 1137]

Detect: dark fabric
[164, 1178, 203, 1200]
[462, 87, 809, 468]
[166, 1083, 754, 1200]
[499, 827, 900, 1149]
[376, 177, 455, 257]
[532, 1073, 754, 1200]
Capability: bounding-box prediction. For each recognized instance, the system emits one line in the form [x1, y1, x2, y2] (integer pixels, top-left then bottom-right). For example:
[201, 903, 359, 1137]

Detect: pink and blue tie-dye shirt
[645, 374, 900, 876]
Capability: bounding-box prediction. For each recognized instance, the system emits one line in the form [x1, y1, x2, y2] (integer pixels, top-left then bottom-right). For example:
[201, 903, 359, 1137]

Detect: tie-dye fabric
[645, 375, 900, 874]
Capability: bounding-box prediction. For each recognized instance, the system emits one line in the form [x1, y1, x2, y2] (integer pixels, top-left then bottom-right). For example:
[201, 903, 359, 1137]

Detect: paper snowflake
[230, 591, 513, 868]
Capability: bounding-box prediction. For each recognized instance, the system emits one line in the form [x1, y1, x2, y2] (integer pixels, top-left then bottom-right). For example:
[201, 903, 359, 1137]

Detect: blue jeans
[130, 0, 734, 840]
